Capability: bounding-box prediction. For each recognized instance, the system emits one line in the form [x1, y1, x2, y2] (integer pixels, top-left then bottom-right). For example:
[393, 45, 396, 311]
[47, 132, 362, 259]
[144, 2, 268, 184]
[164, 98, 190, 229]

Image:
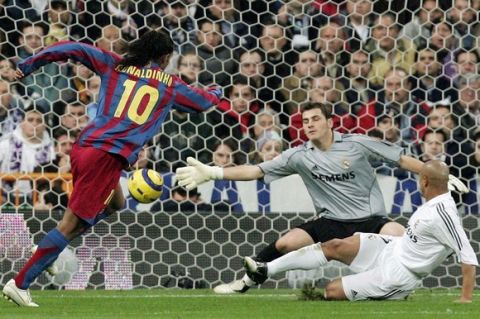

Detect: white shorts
[341, 233, 421, 301]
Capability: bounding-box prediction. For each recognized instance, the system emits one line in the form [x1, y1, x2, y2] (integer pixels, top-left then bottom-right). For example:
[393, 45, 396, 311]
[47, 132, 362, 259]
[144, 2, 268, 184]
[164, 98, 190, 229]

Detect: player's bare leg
[244, 235, 361, 285]
[379, 221, 405, 236]
[213, 228, 314, 294]
[3, 184, 125, 307]
[105, 184, 125, 213]
[275, 228, 315, 254]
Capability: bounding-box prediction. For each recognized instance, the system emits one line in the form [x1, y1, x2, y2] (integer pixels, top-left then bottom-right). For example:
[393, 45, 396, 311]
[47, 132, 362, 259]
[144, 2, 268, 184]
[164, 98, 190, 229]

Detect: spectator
[209, 138, 244, 212]
[244, 108, 284, 157]
[411, 47, 456, 106]
[453, 75, 480, 134]
[280, 50, 324, 115]
[340, 49, 377, 114]
[251, 110, 282, 143]
[447, 0, 480, 50]
[0, 79, 24, 137]
[207, 75, 261, 143]
[60, 102, 88, 132]
[427, 105, 458, 139]
[376, 114, 407, 146]
[366, 14, 416, 86]
[86, 0, 145, 41]
[195, 0, 250, 49]
[454, 50, 479, 82]
[315, 22, 349, 79]
[419, 128, 447, 162]
[249, 130, 284, 164]
[95, 24, 127, 55]
[33, 128, 76, 211]
[0, 107, 55, 197]
[402, 0, 443, 48]
[236, 49, 281, 109]
[259, 22, 297, 90]
[157, 0, 195, 53]
[276, 0, 320, 50]
[211, 138, 238, 168]
[177, 51, 203, 86]
[194, 19, 236, 86]
[0, 57, 16, 82]
[44, 0, 83, 46]
[429, 20, 458, 78]
[427, 105, 473, 183]
[236, 49, 265, 89]
[357, 67, 431, 144]
[16, 20, 69, 113]
[342, 0, 373, 52]
[0, 56, 29, 111]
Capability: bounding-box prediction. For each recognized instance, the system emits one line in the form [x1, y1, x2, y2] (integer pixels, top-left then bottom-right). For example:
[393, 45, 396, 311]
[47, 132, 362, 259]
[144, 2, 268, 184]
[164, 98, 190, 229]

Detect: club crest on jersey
[342, 159, 351, 170]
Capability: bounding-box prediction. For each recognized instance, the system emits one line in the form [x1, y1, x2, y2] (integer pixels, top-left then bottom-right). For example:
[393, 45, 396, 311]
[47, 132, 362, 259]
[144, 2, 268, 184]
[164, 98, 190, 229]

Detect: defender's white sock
[267, 243, 327, 276]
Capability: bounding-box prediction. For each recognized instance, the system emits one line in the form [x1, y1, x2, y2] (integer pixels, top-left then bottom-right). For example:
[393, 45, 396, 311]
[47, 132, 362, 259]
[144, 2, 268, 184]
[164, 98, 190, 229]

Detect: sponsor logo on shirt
[311, 171, 356, 182]
[406, 226, 418, 243]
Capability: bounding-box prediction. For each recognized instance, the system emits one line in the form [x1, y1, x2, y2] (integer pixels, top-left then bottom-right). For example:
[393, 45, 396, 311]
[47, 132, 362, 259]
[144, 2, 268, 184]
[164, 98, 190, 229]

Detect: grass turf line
[1, 289, 478, 319]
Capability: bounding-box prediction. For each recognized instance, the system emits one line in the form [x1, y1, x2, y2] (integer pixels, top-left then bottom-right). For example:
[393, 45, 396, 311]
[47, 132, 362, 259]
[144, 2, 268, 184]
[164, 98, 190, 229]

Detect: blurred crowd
[0, 0, 479, 211]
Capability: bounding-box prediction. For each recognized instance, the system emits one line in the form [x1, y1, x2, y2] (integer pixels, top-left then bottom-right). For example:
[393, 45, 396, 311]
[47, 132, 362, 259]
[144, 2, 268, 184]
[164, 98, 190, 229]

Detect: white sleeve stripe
[436, 203, 462, 250]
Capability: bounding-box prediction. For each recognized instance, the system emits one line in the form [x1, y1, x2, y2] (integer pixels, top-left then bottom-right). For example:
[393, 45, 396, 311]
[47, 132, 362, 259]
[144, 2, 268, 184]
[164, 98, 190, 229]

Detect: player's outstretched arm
[398, 155, 469, 193]
[398, 155, 424, 175]
[455, 263, 476, 303]
[172, 80, 221, 112]
[17, 41, 120, 77]
[175, 157, 264, 190]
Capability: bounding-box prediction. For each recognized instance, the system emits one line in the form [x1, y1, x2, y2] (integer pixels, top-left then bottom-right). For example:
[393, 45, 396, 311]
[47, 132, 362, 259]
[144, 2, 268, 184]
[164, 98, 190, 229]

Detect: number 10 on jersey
[114, 79, 159, 125]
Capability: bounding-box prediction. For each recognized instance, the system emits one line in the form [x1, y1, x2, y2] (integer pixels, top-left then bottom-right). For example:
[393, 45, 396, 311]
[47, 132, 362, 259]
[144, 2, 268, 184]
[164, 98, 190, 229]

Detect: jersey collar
[425, 192, 452, 206]
[306, 131, 342, 150]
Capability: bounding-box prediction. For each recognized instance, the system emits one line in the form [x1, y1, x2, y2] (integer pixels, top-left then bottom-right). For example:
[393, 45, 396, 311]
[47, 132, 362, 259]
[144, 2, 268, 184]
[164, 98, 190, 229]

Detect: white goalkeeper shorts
[341, 233, 421, 301]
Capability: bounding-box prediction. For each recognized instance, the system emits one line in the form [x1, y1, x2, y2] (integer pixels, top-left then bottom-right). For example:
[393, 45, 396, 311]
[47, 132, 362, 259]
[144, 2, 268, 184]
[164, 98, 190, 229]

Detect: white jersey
[392, 192, 478, 278]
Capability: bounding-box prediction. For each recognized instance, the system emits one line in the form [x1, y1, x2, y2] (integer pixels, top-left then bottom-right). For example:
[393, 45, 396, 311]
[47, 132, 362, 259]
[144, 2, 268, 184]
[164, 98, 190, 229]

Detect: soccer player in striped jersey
[2, 30, 221, 307]
[245, 160, 477, 302]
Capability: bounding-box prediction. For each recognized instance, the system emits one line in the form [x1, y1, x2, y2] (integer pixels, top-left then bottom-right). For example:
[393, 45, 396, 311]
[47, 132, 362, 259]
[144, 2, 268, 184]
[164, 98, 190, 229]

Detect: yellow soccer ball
[128, 169, 163, 203]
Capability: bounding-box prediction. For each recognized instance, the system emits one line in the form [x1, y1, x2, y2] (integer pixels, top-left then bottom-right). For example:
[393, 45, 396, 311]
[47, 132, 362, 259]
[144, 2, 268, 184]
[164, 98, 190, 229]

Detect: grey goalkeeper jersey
[258, 132, 403, 221]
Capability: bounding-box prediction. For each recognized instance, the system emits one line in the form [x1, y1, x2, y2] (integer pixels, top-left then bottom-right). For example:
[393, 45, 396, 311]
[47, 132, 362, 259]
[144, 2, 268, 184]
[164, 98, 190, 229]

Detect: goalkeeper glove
[175, 157, 223, 190]
[448, 175, 469, 194]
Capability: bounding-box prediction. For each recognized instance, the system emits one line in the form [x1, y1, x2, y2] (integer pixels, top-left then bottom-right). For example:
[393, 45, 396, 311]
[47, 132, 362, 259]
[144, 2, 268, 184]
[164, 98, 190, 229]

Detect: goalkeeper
[176, 102, 469, 294]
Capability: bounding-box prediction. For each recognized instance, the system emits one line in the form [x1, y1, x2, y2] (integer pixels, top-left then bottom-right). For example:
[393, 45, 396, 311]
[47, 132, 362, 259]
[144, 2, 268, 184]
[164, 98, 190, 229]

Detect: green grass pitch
[1, 289, 478, 319]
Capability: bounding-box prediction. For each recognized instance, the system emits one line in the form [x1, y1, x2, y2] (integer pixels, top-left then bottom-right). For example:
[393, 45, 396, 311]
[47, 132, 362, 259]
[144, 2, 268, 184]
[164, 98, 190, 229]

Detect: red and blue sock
[15, 228, 69, 289]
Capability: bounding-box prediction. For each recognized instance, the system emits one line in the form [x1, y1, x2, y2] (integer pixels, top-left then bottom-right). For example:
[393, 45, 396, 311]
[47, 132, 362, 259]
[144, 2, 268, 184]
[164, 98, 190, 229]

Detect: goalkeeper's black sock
[255, 240, 283, 262]
[242, 241, 281, 287]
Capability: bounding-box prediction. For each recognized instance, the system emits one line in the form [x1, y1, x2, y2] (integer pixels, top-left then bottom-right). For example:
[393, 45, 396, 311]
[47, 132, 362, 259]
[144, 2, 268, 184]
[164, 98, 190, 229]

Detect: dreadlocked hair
[119, 29, 174, 67]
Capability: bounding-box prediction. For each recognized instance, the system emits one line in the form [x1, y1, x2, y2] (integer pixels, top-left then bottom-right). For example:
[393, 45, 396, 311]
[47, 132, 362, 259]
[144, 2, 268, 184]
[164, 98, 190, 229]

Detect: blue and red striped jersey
[18, 41, 221, 164]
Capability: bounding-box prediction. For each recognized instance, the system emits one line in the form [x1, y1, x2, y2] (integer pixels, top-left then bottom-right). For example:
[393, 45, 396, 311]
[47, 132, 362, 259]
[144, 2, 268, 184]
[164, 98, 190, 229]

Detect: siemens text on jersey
[311, 171, 356, 182]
